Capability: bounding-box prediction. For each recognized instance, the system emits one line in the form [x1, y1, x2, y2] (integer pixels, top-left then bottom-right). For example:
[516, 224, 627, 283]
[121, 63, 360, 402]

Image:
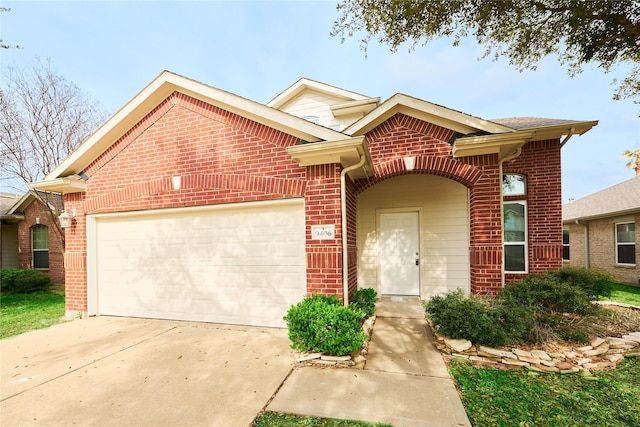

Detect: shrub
[284, 295, 368, 356]
[349, 288, 377, 318]
[424, 289, 526, 347]
[1, 269, 53, 294]
[550, 267, 614, 300]
[500, 273, 595, 315]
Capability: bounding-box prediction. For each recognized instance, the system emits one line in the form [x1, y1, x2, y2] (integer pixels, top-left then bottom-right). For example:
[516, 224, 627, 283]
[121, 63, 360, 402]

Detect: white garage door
[87, 199, 306, 328]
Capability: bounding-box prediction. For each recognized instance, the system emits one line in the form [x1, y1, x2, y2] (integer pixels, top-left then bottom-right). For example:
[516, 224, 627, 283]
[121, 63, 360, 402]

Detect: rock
[451, 353, 470, 360]
[517, 355, 541, 364]
[629, 332, 640, 337]
[590, 337, 605, 348]
[513, 348, 533, 358]
[583, 345, 610, 357]
[605, 354, 623, 363]
[576, 345, 593, 352]
[445, 338, 473, 353]
[297, 353, 322, 362]
[353, 355, 366, 364]
[469, 355, 500, 365]
[622, 334, 640, 343]
[311, 360, 337, 366]
[576, 358, 593, 366]
[556, 361, 575, 370]
[608, 337, 638, 348]
[565, 351, 579, 359]
[321, 355, 351, 362]
[478, 346, 517, 359]
[540, 360, 557, 367]
[531, 350, 552, 361]
[502, 359, 530, 367]
[549, 353, 566, 360]
[536, 364, 560, 372]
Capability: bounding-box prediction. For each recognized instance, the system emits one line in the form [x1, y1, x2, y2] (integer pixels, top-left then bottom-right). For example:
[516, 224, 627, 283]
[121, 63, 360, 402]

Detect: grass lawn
[450, 356, 640, 427]
[607, 282, 640, 306]
[0, 290, 66, 339]
[254, 412, 391, 427]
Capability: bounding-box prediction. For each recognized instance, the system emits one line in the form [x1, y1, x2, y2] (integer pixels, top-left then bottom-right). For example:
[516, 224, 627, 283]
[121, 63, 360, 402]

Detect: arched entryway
[356, 174, 470, 299]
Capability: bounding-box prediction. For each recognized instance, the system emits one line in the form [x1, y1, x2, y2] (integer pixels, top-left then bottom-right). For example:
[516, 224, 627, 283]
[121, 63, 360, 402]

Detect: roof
[0, 193, 22, 215]
[29, 72, 599, 193]
[563, 175, 640, 222]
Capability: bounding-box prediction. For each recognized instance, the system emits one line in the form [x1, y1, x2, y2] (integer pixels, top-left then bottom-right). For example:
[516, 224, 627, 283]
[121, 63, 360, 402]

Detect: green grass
[607, 282, 640, 306]
[450, 356, 640, 427]
[0, 291, 65, 339]
[253, 412, 391, 427]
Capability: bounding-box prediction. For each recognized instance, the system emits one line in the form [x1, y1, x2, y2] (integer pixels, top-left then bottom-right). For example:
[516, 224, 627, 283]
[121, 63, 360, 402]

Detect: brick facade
[564, 214, 640, 285]
[62, 90, 569, 315]
[17, 198, 65, 284]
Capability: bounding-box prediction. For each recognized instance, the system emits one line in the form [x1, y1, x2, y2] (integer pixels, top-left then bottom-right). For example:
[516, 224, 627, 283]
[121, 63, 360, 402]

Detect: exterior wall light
[403, 156, 417, 171]
[59, 209, 75, 229]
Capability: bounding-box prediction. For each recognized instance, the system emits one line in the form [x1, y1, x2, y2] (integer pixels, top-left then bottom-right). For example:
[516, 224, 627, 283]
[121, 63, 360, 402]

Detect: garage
[86, 199, 306, 328]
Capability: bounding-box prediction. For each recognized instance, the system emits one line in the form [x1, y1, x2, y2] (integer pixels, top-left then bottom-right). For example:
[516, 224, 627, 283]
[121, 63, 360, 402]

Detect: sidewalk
[267, 298, 471, 427]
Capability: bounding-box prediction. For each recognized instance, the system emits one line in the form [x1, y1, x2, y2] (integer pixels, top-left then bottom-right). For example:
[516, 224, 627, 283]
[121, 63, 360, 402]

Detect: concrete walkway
[267, 298, 471, 427]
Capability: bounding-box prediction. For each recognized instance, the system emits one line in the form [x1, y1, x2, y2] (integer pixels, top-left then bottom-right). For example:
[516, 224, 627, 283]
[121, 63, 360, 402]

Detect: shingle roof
[492, 117, 587, 130]
[563, 176, 640, 222]
[0, 193, 22, 215]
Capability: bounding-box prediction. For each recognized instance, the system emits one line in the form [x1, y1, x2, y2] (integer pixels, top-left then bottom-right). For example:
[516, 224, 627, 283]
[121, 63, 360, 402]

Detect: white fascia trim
[345, 94, 515, 136]
[28, 176, 87, 194]
[330, 97, 380, 118]
[45, 71, 345, 180]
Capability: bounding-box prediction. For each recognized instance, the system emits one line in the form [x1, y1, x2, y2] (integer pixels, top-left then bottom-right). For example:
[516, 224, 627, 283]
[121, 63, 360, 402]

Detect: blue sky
[2, 1, 639, 203]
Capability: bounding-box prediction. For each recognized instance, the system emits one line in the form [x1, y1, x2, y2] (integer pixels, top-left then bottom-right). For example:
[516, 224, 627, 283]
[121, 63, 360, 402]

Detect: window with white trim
[616, 222, 636, 265]
[504, 201, 527, 272]
[32, 224, 49, 269]
[562, 229, 570, 261]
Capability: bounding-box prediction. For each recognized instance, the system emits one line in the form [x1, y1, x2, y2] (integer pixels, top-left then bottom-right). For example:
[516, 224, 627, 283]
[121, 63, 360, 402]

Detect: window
[502, 174, 526, 197]
[504, 202, 527, 272]
[562, 229, 570, 261]
[616, 222, 636, 265]
[32, 224, 49, 269]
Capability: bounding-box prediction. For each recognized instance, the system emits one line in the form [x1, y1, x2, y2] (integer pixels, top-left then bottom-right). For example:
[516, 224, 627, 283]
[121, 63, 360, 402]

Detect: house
[0, 191, 65, 284]
[563, 176, 639, 285]
[30, 71, 597, 327]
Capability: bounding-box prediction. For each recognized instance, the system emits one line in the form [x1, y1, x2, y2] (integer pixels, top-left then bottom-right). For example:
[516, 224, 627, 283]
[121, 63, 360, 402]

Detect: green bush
[500, 273, 595, 314]
[550, 267, 614, 300]
[284, 295, 368, 356]
[424, 289, 526, 347]
[349, 288, 377, 318]
[1, 269, 53, 294]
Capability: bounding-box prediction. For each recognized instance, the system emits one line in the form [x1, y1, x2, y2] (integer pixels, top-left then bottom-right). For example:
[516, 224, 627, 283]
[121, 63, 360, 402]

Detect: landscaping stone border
[431, 326, 640, 373]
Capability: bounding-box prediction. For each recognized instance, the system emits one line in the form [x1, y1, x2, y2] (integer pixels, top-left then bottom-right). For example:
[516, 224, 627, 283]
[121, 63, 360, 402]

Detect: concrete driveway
[1, 317, 294, 427]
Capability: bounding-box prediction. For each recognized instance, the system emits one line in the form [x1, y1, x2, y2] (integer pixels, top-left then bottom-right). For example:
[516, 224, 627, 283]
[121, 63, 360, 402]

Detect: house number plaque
[311, 225, 335, 240]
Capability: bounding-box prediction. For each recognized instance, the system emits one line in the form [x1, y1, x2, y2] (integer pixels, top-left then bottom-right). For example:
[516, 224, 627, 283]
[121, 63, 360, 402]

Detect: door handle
[415, 252, 419, 266]
[415, 259, 419, 266]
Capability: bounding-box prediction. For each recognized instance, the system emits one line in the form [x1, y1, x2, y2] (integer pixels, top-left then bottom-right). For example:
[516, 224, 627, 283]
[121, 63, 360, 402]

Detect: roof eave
[29, 177, 87, 194]
[563, 207, 640, 223]
[45, 71, 346, 180]
[286, 136, 373, 179]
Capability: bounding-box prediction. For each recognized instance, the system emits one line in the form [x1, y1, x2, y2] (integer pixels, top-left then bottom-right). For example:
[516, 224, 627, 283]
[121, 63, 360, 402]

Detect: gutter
[340, 155, 367, 307]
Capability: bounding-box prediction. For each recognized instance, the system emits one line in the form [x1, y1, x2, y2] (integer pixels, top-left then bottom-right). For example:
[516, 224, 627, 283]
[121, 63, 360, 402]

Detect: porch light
[59, 210, 74, 229]
[403, 156, 416, 171]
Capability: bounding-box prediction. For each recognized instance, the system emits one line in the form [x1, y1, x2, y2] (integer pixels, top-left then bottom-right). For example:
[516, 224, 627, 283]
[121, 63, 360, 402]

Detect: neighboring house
[30, 71, 597, 326]
[0, 191, 65, 284]
[563, 176, 640, 285]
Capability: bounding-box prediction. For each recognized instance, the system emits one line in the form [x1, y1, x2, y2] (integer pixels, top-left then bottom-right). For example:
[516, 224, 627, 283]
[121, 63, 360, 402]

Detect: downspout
[340, 155, 367, 307]
[498, 147, 523, 286]
[575, 220, 590, 269]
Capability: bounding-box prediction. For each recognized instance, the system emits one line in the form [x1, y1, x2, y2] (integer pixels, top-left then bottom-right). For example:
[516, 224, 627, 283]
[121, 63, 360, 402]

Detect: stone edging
[292, 315, 376, 369]
[432, 330, 640, 373]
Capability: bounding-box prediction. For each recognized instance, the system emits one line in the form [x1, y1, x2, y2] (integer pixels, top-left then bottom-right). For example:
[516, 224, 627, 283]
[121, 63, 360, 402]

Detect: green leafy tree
[622, 148, 640, 175]
[332, 0, 640, 101]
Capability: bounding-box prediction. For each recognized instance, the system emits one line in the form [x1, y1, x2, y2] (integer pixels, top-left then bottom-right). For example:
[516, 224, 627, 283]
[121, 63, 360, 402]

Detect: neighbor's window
[616, 222, 636, 265]
[563, 229, 570, 261]
[502, 174, 526, 197]
[504, 201, 527, 272]
[32, 224, 49, 269]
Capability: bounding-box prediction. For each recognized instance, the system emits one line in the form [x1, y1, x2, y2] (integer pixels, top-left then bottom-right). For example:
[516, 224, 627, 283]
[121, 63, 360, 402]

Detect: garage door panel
[91, 200, 305, 328]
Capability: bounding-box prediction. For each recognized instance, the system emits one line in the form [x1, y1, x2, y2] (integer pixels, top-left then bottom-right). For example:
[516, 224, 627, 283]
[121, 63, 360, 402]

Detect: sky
[1, 0, 639, 204]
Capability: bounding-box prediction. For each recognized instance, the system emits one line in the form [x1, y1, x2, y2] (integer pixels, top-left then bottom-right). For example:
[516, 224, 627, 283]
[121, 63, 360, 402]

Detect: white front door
[379, 211, 420, 295]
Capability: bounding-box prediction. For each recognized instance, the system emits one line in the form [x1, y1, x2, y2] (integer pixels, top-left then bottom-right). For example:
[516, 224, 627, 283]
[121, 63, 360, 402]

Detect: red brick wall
[353, 113, 504, 295]
[63, 192, 87, 313]
[17, 199, 65, 284]
[504, 139, 563, 283]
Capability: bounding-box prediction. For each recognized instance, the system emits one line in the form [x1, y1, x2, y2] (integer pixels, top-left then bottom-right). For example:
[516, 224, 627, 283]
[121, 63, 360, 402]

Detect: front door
[379, 211, 420, 295]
